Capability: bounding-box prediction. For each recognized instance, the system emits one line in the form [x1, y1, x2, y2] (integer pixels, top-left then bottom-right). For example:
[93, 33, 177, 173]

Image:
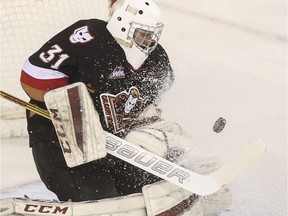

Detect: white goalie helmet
[107, 0, 164, 69]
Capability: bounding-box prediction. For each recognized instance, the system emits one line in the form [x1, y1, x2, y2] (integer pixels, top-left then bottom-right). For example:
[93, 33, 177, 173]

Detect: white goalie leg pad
[0, 198, 14, 215]
[44, 82, 106, 167]
[0, 194, 147, 216]
[73, 194, 146, 216]
[142, 180, 203, 216]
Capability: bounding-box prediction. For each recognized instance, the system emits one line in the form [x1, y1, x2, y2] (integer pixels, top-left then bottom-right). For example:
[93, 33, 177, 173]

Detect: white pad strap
[44, 82, 106, 167]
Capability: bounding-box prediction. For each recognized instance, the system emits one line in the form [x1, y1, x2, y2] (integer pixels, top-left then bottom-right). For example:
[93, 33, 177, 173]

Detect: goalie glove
[125, 106, 195, 163]
[44, 82, 107, 167]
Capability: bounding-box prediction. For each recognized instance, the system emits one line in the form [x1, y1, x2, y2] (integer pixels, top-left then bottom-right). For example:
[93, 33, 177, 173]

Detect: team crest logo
[70, 26, 94, 43]
[108, 65, 125, 79]
[101, 87, 143, 134]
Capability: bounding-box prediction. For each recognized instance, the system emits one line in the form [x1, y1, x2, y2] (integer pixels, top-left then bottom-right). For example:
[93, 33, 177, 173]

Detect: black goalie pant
[26, 104, 160, 202]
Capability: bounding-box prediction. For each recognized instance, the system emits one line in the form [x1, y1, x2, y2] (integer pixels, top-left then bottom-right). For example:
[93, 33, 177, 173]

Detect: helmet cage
[127, 21, 163, 54]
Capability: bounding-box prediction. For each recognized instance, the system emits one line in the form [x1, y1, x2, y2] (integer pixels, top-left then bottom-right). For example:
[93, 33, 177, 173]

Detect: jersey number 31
[39, 44, 69, 70]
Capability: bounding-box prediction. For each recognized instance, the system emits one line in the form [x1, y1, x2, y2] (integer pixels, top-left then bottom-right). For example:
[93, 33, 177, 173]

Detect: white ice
[0, 0, 287, 215]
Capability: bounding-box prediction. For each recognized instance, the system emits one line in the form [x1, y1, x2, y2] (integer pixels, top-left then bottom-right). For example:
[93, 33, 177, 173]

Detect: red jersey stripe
[21, 70, 68, 91]
[22, 59, 68, 79]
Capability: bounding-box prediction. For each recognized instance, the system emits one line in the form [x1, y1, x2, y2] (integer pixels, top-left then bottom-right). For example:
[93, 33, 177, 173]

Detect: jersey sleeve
[20, 59, 69, 90]
[20, 19, 101, 92]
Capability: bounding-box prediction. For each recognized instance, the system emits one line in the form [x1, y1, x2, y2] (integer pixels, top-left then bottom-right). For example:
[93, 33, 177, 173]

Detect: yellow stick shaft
[0, 90, 51, 119]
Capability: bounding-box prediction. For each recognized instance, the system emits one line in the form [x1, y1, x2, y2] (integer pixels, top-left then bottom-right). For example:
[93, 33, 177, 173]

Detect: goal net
[0, 0, 110, 138]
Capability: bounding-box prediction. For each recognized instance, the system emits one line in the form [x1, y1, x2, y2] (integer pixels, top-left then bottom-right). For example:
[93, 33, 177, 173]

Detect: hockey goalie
[1, 0, 232, 215]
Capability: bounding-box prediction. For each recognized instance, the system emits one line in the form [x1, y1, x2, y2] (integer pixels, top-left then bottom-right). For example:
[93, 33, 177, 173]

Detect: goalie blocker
[44, 82, 107, 167]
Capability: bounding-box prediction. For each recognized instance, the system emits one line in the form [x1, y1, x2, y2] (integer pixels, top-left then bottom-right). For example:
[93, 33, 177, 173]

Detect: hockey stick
[0, 90, 266, 196]
[0, 91, 50, 119]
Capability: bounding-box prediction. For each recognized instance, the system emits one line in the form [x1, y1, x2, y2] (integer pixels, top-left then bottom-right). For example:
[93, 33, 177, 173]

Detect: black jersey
[24, 19, 174, 135]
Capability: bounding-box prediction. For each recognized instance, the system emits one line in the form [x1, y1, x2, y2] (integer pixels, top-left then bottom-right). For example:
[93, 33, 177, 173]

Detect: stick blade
[211, 139, 266, 187]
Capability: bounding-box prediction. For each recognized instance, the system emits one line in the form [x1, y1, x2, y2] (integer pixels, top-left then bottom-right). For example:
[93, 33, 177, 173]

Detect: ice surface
[0, 0, 287, 215]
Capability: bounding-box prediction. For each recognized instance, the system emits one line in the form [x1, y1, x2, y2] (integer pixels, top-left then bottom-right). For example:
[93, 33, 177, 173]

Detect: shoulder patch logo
[70, 26, 94, 44]
[108, 65, 125, 79]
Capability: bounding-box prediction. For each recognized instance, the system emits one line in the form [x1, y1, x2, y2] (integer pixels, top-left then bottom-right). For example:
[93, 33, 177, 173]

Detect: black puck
[213, 117, 226, 133]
